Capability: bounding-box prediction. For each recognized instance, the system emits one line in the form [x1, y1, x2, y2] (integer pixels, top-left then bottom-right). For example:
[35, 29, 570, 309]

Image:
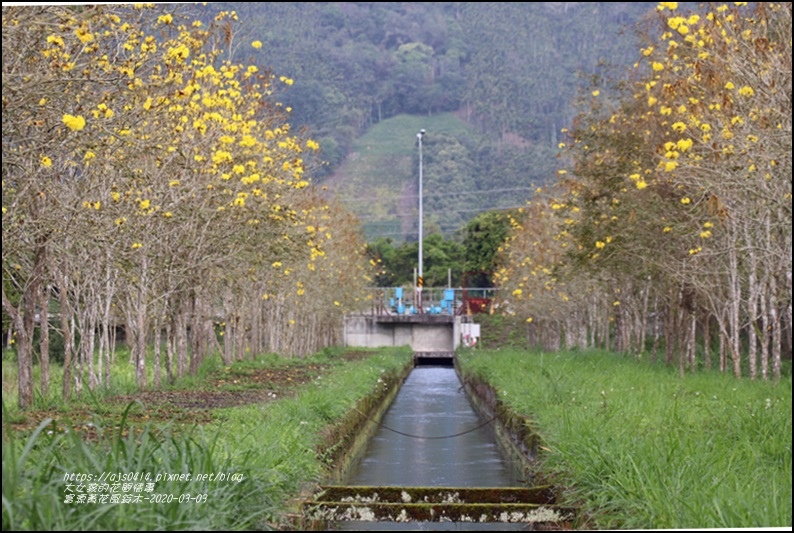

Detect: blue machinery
[390, 287, 455, 315]
[376, 287, 497, 316]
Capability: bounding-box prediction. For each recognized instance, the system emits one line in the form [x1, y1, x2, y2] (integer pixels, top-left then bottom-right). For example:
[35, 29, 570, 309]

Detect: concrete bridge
[343, 313, 478, 363]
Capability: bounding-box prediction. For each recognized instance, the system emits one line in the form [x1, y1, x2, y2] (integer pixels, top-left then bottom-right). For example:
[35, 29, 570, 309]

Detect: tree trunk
[703, 314, 712, 370]
[153, 316, 161, 388]
[728, 244, 742, 378]
[165, 318, 175, 384]
[760, 280, 769, 380]
[1, 288, 33, 409]
[38, 283, 50, 399]
[133, 300, 147, 390]
[746, 233, 759, 379]
[56, 269, 76, 400]
[770, 273, 781, 381]
[176, 304, 188, 377]
[222, 289, 234, 366]
[688, 311, 697, 371]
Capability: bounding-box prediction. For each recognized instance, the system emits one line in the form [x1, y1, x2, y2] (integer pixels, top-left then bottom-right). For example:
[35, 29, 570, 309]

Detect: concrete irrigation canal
[299, 360, 575, 530]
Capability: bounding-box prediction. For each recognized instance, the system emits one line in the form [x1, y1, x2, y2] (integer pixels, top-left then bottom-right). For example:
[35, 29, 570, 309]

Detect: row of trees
[2, 5, 373, 408]
[496, 2, 792, 379]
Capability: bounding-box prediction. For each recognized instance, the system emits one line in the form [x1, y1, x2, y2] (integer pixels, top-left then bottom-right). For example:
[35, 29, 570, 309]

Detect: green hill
[324, 112, 549, 241]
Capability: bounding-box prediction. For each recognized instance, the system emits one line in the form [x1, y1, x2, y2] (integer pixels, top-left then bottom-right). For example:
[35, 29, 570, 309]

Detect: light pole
[417, 129, 425, 313]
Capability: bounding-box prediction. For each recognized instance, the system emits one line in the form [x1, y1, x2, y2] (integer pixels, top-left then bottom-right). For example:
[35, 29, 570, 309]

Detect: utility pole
[417, 129, 425, 313]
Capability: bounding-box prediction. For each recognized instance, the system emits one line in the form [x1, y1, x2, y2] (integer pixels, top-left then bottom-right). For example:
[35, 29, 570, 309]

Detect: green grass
[2, 346, 413, 530]
[457, 348, 792, 530]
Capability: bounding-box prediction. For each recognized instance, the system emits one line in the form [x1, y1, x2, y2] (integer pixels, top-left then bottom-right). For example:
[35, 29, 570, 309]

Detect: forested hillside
[219, 2, 669, 239]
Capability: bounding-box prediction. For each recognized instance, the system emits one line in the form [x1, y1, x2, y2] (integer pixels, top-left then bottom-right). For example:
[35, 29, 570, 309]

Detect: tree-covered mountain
[218, 2, 672, 239]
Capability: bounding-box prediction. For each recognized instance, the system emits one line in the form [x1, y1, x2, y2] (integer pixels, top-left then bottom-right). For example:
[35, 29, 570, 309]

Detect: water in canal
[338, 365, 529, 531]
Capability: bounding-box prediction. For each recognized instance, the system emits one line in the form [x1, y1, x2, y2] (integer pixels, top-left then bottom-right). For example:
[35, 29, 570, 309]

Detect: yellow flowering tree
[496, 2, 791, 380]
[637, 1, 792, 378]
[3, 4, 369, 406]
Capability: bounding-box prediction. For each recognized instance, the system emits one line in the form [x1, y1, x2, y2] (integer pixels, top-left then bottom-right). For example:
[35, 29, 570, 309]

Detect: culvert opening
[413, 352, 455, 366]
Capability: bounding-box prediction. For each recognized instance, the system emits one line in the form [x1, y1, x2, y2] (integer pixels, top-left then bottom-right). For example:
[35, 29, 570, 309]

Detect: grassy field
[2, 346, 413, 530]
[458, 348, 793, 530]
[4, 345, 791, 530]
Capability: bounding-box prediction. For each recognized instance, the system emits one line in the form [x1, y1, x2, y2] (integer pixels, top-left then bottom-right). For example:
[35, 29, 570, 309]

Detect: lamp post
[417, 129, 425, 313]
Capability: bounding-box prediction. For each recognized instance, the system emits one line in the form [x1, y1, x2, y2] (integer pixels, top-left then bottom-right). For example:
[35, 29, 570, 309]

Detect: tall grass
[2, 346, 413, 530]
[458, 348, 792, 529]
[2, 401, 277, 530]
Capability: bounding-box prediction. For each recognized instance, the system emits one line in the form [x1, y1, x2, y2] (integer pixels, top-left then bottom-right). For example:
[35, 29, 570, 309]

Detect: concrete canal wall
[343, 314, 462, 353]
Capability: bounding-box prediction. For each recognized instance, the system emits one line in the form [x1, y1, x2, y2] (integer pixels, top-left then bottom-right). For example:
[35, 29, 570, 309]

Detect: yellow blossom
[652, 62, 665, 71]
[167, 43, 190, 62]
[671, 122, 687, 133]
[74, 27, 94, 44]
[62, 114, 86, 131]
[595, 241, 606, 249]
[132, 242, 143, 249]
[212, 150, 232, 164]
[46, 35, 64, 47]
[636, 180, 648, 190]
[725, 81, 735, 90]
[139, 199, 150, 210]
[252, 40, 262, 49]
[700, 230, 712, 238]
[664, 161, 679, 172]
[680, 197, 691, 205]
[738, 86, 754, 97]
[40, 155, 53, 168]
